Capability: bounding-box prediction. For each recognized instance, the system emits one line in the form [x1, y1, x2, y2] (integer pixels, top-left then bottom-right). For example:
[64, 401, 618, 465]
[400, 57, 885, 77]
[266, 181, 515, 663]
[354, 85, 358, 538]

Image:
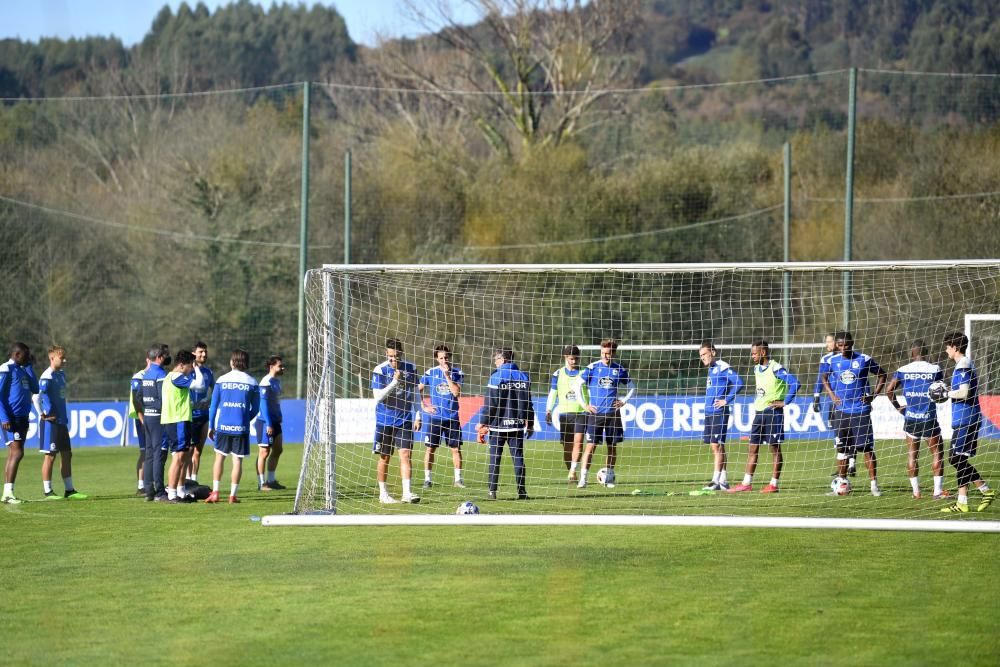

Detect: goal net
[289, 261, 1000, 527]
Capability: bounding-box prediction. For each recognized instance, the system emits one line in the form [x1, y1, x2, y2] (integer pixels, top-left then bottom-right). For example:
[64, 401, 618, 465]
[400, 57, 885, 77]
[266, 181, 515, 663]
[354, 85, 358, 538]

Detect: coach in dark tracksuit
[480, 348, 534, 500]
[134, 344, 170, 501]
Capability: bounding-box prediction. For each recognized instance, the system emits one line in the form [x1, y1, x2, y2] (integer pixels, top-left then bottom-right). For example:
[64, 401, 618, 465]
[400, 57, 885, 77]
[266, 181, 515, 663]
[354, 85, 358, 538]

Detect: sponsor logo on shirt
[839, 370, 857, 384]
[599, 377, 616, 389]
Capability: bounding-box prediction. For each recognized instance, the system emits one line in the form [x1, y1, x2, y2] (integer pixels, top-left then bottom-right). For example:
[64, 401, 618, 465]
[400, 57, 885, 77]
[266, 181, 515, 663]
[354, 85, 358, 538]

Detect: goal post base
[262, 513, 1000, 532]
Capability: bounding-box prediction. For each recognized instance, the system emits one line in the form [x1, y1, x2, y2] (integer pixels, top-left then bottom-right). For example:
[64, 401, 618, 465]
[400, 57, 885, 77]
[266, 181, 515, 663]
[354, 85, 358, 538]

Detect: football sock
[402, 479, 412, 496]
[378, 481, 388, 495]
[63, 476, 73, 491]
[212, 480, 221, 492]
[742, 474, 752, 486]
[230, 483, 239, 497]
[870, 480, 879, 492]
[770, 478, 779, 488]
[267, 471, 276, 483]
[569, 462, 578, 474]
[978, 483, 991, 493]
[137, 480, 144, 490]
[719, 470, 728, 484]
[933, 476, 943, 494]
[2, 483, 13, 497]
[190, 475, 198, 483]
[910, 477, 920, 494]
[43, 480, 53, 493]
[958, 492, 969, 506]
[167, 487, 176, 500]
[711, 472, 720, 484]
[424, 470, 432, 482]
[258, 474, 266, 485]
[454, 468, 462, 482]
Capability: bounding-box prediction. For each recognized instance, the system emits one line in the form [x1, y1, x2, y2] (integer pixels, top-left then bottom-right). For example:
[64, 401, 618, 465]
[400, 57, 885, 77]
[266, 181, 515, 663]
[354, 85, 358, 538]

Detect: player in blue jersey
[34, 346, 87, 500]
[729, 340, 799, 494]
[372, 338, 421, 504]
[813, 333, 855, 475]
[133, 344, 170, 501]
[885, 340, 947, 499]
[821, 331, 888, 497]
[578, 339, 635, 489]
[186, 341, 215, 489]
[255, 354, 287, 491]
[1, 342, 40, 504]
[417, 344, 465, 490]
[545, 345, 589, 484]
[478, 347, 534, 500]
[698, 341, 744, 492]
[206, 349, 260, 504]
[939, 332, 994, 514]
[130, 357, 150, 496]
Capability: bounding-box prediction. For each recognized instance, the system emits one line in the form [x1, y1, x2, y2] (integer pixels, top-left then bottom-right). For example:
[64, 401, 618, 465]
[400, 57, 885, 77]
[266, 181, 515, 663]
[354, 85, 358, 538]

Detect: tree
[370, 0, 641, 158]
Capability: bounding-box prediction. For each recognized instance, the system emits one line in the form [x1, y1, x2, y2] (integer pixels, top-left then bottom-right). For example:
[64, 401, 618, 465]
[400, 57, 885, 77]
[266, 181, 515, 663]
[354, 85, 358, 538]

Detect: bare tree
[369, 0, 640, 157]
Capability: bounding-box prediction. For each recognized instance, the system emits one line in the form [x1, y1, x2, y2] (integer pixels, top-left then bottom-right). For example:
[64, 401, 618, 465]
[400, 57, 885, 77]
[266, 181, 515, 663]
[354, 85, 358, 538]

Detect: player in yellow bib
[728, 340, 800, 494]
[545, 345, 590, 483]
[161, 350, 197, 503]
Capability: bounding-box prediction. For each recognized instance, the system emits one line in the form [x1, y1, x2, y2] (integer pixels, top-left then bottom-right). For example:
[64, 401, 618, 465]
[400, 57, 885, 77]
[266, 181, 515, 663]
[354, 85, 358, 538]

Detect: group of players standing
[697, 330, 994, 514]
[370, 338, 634, 503]
[369, 330, 994, 514]
[0, 340, 289, 505]
[128, 342, 288, 504]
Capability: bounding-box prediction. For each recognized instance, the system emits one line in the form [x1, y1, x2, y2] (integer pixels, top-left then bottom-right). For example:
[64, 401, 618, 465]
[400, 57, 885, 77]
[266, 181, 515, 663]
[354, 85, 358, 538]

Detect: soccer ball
[830, 477, 851, 496]
[455, 501, 480, 515]
[597, 467, 615, 486]
[928, 380, 949, 403]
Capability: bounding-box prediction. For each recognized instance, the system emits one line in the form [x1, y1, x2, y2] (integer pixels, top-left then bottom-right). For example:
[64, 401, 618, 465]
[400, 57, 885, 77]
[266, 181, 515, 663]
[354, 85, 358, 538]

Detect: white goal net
[289, 261, 1000, 527]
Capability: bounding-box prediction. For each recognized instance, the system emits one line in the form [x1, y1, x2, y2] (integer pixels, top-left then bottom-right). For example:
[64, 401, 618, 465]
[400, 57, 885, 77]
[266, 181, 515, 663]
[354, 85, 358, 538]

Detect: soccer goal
[267, 261, 1000, 531]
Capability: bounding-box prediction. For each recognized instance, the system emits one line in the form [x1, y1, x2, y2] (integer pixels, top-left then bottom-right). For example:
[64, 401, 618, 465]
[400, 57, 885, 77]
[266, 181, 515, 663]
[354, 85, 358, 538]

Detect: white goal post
[270, 261, 1000, 531]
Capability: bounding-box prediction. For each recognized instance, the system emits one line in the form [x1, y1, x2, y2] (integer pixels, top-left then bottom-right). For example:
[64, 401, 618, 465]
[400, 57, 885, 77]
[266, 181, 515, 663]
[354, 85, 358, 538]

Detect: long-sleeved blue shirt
[208, 369, 260, 434]
[36, 367, 68, 425]
[704, 360, 743, 415]
[0, 358, 39, 422]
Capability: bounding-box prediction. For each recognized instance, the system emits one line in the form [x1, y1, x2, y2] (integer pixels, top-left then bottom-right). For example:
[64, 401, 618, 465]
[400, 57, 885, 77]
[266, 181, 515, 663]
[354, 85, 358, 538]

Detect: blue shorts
[164, 421, 192, 453]
[373, 424, 413, 456]
[423, 419, 461, 449]
[214, 432, 250, 458]
[703, 410, 730, 445]
[750, 408, 784, 446]
[191, 414, 209, 429]
[38, 422, 71, 454]
[255, 421, 283, 447]
[134, 418, 146, 451]
[586, 413, 623, 446]
[830, 410, 875, 454]
[950, 420, 981, 458]
[903, 418, 941, 442]
[2, 416, 30, 444]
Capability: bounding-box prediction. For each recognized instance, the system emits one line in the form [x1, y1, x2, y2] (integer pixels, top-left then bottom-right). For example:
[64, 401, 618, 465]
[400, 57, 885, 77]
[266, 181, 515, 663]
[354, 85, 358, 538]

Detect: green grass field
[3, 444, 999, 666]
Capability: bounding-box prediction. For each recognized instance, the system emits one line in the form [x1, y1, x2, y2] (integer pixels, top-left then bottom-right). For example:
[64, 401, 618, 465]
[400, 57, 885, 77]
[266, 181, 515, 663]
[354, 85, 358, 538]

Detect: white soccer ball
[597, 467, 615, 486]
[928, 380, 949, 403]
[455, 501, 480, 515]
[830, 477, 851, 496]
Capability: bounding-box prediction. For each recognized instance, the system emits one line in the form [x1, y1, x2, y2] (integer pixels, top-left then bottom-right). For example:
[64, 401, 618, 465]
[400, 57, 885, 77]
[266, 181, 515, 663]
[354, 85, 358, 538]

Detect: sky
[0, 0, 476, 48]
